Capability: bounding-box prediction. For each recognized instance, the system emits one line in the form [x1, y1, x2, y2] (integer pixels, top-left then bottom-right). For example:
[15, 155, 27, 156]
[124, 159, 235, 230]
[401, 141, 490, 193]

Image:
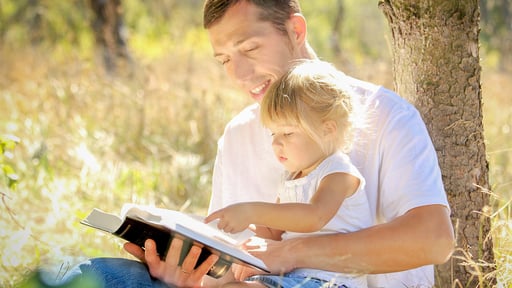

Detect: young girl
[205, 59, 372, 288]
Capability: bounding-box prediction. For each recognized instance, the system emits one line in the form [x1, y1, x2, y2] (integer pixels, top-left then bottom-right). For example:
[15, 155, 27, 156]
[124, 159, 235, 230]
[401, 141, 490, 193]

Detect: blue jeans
[51, 258, 348, 288]
[247, 274, 349, 288]
[58, 258, 170, 288]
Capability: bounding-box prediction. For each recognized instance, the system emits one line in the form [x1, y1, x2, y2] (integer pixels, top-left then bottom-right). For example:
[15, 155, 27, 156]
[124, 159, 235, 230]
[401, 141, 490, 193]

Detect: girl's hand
[205, 203, 254, 233]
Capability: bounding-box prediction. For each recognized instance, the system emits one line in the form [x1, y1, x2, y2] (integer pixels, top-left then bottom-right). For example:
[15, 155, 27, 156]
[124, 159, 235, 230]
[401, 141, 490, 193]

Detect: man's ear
[322, 120, 337, 138]
[288, 13, 307, 46]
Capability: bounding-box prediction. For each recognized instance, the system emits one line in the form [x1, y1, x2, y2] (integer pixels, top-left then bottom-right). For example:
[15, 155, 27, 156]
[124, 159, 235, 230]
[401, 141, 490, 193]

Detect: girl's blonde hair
[261, 59, 360, 155]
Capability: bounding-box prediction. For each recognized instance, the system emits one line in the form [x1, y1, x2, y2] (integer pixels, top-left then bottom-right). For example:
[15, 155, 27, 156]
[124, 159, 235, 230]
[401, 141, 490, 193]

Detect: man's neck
[304, 42, 318, 59]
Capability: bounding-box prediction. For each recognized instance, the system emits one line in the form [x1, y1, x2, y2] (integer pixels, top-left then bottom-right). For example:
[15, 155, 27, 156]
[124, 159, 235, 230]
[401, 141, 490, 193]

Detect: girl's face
[269, 123, 326, 177]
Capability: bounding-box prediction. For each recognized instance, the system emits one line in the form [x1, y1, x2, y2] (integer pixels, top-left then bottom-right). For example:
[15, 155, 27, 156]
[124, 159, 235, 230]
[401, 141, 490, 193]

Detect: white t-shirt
[208, 74, 449, 288]
[279, 152, 371, 288]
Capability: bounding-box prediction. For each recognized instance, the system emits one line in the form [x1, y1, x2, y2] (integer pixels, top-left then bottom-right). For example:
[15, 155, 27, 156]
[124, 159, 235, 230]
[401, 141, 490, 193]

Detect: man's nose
[231, 55, 253, 83]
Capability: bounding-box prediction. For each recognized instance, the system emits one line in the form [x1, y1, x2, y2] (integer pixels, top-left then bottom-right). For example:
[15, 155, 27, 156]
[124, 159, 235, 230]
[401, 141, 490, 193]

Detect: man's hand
[231, 263, 265, 281]
[124, 238, 219, 287]
[242, 237, 295, 275]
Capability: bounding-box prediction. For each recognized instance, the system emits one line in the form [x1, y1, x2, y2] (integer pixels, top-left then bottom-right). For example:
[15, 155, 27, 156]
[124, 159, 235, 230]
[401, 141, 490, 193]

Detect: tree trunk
[88, 0, 132, 75]
[378, 0, 495, 286]
[330, 0, 344, 57]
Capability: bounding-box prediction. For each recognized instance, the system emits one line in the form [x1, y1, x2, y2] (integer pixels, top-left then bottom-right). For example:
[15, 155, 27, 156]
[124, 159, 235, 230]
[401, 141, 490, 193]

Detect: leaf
[2, 164, 19, 188]
[1, 134, 20, 149]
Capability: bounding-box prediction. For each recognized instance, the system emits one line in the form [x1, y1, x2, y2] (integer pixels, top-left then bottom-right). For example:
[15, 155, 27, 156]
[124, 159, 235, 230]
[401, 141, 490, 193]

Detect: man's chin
[251, 93, 265, 103]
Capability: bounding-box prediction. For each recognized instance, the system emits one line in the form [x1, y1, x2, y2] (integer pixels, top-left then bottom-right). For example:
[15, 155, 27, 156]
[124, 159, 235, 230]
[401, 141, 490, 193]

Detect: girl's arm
[205, 172, 360, 233]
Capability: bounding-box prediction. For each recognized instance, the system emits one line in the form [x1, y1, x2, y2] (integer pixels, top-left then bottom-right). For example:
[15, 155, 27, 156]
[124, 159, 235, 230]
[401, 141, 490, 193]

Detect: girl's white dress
[279, 152, 372, 288]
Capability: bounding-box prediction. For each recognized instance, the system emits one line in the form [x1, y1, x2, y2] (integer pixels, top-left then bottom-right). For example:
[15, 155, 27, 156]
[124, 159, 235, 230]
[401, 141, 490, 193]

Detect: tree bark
[378, 0, 495, 286]
[89, 0, 132, 74]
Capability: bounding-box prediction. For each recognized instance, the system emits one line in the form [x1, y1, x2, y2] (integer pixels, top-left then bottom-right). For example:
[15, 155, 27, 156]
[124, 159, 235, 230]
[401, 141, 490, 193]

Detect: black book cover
[81, 204, 268, 279]
[114, 217, 232, 278]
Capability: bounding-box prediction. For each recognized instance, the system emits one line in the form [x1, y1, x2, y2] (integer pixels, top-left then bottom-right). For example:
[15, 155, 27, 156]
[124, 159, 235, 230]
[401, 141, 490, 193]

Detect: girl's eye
[284, 133, 293, 137]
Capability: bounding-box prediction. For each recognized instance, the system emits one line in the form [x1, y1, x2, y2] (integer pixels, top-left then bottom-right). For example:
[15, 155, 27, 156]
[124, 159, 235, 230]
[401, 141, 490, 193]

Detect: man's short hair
[203, 0, 301, 34]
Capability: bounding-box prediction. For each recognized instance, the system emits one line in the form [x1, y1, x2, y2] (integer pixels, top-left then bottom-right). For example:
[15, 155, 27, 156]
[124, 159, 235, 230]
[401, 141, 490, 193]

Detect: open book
[80, 203, 269, 278]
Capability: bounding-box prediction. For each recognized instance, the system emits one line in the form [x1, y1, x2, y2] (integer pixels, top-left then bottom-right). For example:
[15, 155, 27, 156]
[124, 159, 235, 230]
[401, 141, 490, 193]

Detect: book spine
[115, 217, 171, 258]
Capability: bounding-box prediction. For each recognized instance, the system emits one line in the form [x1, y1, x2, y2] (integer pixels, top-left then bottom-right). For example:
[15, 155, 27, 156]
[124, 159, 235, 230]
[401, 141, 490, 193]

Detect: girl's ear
[287, 13, 307, 46]
[322, 120, 337, 138]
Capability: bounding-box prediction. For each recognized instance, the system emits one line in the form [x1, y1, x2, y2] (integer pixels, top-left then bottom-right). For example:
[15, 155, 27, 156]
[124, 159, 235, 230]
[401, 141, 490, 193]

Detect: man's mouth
[250, 80, 271, 96]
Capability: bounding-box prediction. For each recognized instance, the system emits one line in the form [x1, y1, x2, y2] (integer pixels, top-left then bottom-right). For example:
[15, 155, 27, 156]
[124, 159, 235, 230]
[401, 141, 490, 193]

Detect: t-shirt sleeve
[379, 104, 449, 219]
[208, 135, 225, 214]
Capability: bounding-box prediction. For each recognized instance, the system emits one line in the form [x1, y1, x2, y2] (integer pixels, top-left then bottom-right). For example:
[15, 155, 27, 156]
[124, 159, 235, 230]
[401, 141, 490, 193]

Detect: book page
[121, 204, 254, 245]
[81, 208, 123, 233]
[187, 214, 255, 245]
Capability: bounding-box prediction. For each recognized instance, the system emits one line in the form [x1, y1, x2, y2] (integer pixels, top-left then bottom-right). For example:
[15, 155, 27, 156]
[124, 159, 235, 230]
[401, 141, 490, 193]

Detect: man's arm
[249, 204, 454, 274]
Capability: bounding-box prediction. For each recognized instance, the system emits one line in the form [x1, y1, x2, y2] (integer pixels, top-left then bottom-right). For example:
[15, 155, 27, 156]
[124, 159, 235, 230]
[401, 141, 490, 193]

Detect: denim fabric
[247, 274, 349, 288]
[61, 258, 171, 288]
[59, 258, 354, 288]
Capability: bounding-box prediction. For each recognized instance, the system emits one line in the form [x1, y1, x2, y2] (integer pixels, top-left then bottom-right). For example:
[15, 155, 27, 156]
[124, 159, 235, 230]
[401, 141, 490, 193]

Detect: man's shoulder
[342, 74, 413, 111]
[346, 79, 420, 127]
[343, 74, 380, 96]
[222, 103, 265, 141]
[225, 103, 260, 128]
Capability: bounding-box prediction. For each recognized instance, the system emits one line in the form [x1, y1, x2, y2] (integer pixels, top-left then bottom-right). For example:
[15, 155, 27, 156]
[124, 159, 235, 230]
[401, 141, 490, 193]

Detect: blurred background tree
[481, 0, 512, 72]
[88, 0, 132, 75]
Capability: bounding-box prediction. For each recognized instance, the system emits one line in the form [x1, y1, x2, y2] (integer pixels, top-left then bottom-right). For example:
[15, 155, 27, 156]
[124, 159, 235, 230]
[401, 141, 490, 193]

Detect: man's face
[207, 1, 300, 102]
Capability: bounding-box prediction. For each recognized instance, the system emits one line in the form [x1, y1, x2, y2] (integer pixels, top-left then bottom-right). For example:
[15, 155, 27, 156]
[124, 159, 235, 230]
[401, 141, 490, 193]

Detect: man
[70, 1, 455, 287]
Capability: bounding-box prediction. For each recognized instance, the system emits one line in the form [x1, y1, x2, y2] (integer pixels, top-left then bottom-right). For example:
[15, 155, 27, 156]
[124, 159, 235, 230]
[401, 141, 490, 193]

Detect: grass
[0, 45, 251, 286]
[0, 45, 511, 287]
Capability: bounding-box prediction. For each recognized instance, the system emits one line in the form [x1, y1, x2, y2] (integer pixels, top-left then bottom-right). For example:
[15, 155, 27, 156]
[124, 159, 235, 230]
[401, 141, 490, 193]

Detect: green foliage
[302, 0, 391, 63]
[0, 134, 20, 189]
[0, 0, 92, 50]
[0, 0, 210, 60]
[16, 270, 102, 288]
[0, 0, 509, 67]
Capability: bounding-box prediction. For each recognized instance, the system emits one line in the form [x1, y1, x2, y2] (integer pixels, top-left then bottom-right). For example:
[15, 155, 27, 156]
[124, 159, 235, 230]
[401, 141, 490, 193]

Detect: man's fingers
[195, 253, 219, 277]
[165, 238, 184, 267]
[243, 237, 268, 251]
[123, 242, 145, 261]
[239, 265, 264, 280]
[180, 245, 201, 272]
[145, 239, 168, 278]
[144, 239, 160, 260]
